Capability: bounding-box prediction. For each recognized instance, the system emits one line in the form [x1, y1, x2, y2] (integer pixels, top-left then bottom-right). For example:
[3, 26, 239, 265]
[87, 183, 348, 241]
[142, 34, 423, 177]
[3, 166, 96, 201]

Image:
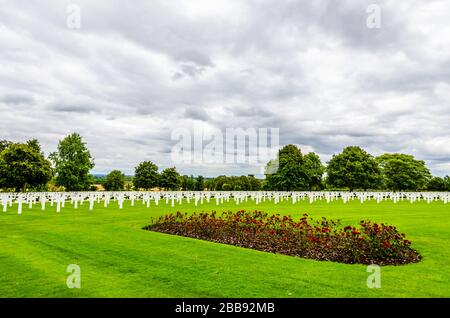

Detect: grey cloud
[50, 103, 95, 113]
[174, 62, 210, 79]
[0, 94, 35, 105]
[174, 50, 214, 67]
[228, 106, 275, 119]
[184, 106, 210, 121]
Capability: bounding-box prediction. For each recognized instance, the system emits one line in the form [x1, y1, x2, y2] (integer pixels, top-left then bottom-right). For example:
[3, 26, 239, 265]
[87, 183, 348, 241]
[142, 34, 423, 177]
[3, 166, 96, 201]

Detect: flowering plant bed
[144, 210, 421, 265]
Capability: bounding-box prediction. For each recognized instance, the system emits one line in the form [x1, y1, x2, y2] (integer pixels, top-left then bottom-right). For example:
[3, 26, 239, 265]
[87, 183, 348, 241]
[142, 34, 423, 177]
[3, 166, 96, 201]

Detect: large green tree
[104, 170, 126, 191]
[377, 153, 431, 191]
[303, 152, 325, 190]
[0, 140, 53, 192]
[326, 146, 381, 191]
[26, 139, 41, 153]
[49, 133, 95, 191]
[159, 167, 181, 190]
[133, 161, 159, 190]
[0, 140, 12, 152]
[265, 144, 324, 191]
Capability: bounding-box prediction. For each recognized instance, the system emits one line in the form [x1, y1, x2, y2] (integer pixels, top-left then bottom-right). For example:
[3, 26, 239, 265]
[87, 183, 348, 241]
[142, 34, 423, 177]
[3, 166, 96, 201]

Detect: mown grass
[0, 197, 448, 297]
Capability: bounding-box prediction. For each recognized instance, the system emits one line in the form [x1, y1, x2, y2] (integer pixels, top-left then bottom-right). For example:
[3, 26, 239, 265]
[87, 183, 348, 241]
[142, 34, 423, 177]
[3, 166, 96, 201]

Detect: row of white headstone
[0, 191, 448, 214]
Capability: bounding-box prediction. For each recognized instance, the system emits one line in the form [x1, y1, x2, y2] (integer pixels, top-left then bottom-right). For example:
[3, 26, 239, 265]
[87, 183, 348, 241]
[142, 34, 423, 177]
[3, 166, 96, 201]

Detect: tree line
[265, 144, 449, 191]
[1, 134, 449, 192]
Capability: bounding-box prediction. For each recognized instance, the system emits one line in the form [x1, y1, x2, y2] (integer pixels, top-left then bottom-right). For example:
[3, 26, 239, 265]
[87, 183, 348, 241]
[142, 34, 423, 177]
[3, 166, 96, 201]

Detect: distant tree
[204, 178, 215, 190]
[426, 176, 447, 191]
[92, 175, 106, 185]
[46, 176, 65, 192]
[49, 133, 95, 191]
[0, 141, 53, 192]
[326, 146, 381, 191]
[377, 153, 431, 191]
[195, 175, 205, 191]
[203, 175, 262, 191]
[220, 176, 233, 190]
[104, 170, 126, 191]
[231, 177, 241, 190]
[180, 175, 196, 191]
[159, 167, 181, 190]
[222, 183, 232, 191]
[214, 175, 229, 191]
[124, 181, 133, 191]
[445, 176, 450, 191]
[247, 175, 262, 191]
[133, 161, 159, 190]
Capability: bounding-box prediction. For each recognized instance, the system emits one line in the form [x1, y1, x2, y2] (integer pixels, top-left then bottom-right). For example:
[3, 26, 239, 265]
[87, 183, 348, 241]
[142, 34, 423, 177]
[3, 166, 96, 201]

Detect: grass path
[0, 198, 449, 297]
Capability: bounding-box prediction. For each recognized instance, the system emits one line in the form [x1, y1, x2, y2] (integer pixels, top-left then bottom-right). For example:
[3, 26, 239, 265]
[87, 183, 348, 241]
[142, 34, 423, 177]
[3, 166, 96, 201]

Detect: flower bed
[144, 210, 421, 265]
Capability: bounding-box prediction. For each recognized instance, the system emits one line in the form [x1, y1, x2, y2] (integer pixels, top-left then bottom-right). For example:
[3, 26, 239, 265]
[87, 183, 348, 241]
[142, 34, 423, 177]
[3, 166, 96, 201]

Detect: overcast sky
[1, 0, 449, 177]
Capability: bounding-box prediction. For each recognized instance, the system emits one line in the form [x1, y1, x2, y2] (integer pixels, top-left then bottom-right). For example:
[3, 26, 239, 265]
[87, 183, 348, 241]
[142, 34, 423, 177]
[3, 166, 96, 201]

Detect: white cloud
[0, 0, 449, 176]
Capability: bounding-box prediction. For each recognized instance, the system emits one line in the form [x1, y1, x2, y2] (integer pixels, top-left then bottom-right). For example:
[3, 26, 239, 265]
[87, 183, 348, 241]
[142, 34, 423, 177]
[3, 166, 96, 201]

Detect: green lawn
[0, 198, 449, 297]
